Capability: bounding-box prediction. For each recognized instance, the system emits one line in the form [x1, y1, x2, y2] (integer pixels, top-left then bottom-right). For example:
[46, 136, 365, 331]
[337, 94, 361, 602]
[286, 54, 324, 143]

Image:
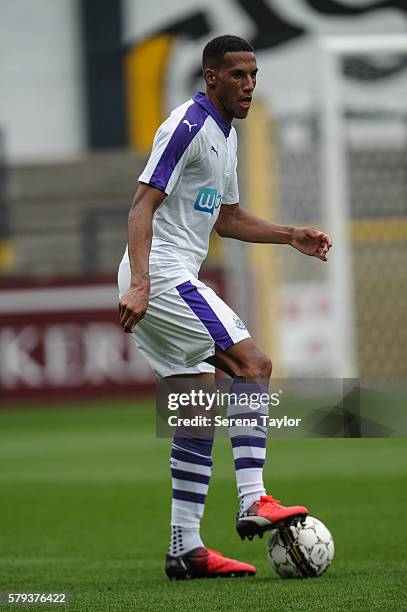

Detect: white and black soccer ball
[267, 516, 334, 579]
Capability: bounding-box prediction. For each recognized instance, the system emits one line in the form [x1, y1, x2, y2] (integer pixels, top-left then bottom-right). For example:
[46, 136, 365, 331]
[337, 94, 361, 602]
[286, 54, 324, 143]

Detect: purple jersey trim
[148, 102, 207, 193]
[176, 280, 234, 351]
[193, 92, 231, 137]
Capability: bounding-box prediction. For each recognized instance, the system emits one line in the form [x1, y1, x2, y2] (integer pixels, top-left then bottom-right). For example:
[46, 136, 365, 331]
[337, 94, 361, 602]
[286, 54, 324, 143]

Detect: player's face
[205, 51, 258, 122]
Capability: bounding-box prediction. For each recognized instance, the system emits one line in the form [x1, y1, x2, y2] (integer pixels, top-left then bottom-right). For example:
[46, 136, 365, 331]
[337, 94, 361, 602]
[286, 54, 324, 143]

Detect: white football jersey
[119, 92, 239, 298]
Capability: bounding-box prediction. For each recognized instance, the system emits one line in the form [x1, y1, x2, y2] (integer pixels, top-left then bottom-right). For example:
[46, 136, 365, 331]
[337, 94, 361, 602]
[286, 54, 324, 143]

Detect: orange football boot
[165, 547, 256, 580]
[237, 495, 308, 540]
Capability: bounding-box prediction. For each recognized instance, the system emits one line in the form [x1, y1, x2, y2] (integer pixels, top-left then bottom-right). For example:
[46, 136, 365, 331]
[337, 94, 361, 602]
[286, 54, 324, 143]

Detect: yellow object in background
[125, 35, 174, 154]
[0, 240, 15, 273]
[241, 100, 282, 374]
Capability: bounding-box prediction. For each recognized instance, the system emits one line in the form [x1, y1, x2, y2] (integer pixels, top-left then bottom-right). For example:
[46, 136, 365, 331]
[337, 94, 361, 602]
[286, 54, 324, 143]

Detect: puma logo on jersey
[211, 145, 219, 158]
[183, 120, 198, 132]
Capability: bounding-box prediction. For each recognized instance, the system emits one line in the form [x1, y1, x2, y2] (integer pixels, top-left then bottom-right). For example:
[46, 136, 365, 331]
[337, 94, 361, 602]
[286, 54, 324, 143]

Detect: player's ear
[204, 68, 216, 89]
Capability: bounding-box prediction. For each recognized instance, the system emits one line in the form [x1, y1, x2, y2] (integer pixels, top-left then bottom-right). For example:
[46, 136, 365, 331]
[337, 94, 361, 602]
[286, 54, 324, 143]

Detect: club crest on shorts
[233, 315, 246, 330]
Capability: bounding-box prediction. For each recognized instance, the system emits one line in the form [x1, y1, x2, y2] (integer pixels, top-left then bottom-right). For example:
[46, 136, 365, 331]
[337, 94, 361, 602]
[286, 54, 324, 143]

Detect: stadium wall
[1, 1, 407, 161]
[0, 272, 225, 403]
[0, 0, 85, 163]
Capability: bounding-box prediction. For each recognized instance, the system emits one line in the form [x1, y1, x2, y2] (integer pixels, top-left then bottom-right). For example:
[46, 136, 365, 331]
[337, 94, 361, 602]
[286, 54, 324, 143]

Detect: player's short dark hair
[202, 35, 255, 71]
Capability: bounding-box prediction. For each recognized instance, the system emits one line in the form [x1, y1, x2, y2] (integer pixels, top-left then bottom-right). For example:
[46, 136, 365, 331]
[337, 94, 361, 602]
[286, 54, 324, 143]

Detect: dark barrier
[0, 272, 224, 403]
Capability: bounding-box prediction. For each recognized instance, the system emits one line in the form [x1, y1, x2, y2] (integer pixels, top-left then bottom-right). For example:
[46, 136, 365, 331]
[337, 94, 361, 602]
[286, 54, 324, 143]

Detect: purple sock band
[229, 381, 269, 396]
[230, 380, 269, 395]
[173, 436, 214, 457]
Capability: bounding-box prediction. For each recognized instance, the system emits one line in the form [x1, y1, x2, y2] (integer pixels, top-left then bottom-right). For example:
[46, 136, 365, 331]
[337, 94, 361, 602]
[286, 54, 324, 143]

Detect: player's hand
[119, 287, 149, 333]
[291, 227, 333, 262]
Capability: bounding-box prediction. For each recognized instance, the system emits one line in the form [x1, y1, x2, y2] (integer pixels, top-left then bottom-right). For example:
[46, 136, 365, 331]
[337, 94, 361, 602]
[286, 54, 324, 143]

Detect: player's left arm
[214, 203, 333, 262]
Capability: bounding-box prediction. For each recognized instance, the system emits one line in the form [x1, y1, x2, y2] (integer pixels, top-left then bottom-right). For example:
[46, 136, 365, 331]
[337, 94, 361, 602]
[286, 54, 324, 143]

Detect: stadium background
[0, 1, 406, 610]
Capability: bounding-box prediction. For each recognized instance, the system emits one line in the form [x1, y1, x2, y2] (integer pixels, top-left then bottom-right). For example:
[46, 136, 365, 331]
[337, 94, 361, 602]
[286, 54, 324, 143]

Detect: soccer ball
[267, 516, 334, 578]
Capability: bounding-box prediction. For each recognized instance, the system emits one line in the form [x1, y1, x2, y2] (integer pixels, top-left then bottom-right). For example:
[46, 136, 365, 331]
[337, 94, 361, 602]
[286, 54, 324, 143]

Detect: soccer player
[118, 35, 332, 580]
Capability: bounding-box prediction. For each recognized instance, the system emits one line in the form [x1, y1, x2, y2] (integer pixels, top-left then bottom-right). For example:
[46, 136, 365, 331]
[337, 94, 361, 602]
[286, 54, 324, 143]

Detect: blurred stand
[0, 151, 225, 403]
[0, 130, 14, 274]
[1, 1, 406, 403]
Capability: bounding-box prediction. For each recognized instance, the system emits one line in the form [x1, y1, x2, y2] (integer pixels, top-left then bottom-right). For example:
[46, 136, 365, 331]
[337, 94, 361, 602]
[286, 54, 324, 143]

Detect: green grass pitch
[0, 399, 406, 611]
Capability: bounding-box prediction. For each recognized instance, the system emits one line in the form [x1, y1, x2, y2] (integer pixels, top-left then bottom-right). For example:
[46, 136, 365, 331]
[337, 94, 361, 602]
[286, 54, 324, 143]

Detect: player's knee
[240, 353, 272, 380]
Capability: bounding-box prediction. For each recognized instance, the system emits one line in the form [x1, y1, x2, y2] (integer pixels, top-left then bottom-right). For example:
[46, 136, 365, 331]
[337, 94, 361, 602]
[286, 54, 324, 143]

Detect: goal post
[318, 35, 407, 379]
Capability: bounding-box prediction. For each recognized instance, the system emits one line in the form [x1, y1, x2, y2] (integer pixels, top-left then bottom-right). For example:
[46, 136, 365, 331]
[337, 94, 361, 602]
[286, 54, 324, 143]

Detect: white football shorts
[121, 277, 250, 378]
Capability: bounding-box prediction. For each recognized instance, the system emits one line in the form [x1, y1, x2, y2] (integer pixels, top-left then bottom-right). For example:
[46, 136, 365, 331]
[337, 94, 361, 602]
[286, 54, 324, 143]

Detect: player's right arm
[120, 104, 201, 332]
[119, 184, 166, 332]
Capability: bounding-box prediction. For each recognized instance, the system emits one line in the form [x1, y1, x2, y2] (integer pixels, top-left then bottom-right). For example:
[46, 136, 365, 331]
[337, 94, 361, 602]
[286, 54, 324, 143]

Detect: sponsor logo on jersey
[233, 315, 247, 330]
[194, 188, 222, 214]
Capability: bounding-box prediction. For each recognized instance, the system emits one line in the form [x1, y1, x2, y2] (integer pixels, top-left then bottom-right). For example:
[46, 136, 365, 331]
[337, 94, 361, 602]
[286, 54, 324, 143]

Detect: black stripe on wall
[80, 0, 126, 148]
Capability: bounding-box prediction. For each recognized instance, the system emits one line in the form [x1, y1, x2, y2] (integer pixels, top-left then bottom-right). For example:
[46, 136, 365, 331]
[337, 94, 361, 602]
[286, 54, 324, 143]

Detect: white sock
[228, 381, 269, 514]
[169, 435, 213, 556]
[238, 481, 266, 514]
[169, 525, 203, 557]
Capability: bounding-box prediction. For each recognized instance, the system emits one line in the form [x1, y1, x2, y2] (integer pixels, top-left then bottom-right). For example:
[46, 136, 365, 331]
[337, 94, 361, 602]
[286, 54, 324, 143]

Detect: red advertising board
[0, 273, 224, 403]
